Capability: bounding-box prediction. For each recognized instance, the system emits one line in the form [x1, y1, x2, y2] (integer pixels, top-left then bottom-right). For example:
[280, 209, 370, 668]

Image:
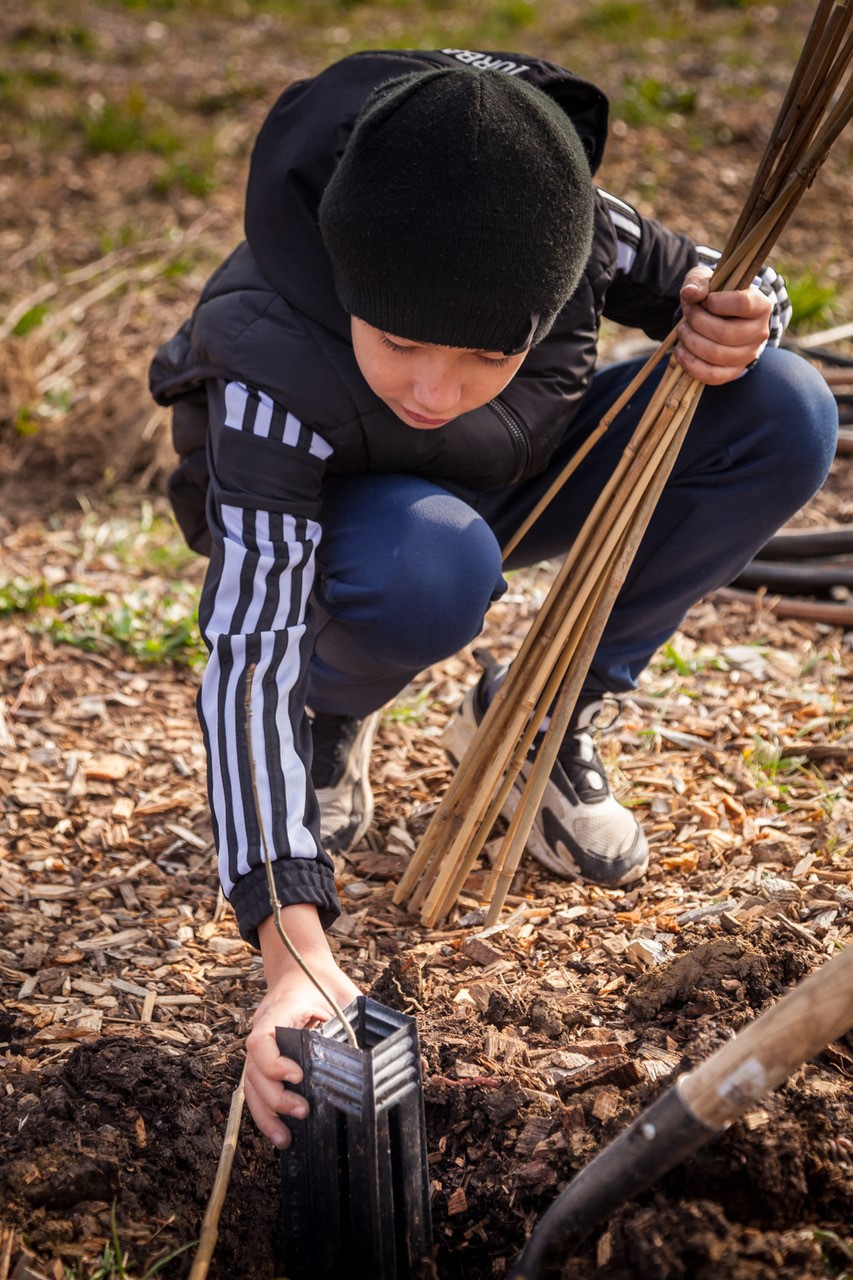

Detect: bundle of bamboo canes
[394, 0, 852, 929]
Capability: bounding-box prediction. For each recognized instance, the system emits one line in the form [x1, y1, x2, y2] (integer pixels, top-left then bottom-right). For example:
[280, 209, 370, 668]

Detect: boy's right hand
[245, 904, 361, 1149]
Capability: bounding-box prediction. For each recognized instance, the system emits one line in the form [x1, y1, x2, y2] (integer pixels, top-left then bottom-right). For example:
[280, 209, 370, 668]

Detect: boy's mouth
[401, 406, 451, 426]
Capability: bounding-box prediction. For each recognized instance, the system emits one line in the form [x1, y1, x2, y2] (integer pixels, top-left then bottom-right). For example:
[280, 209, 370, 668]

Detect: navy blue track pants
[307, 348, 838, 717]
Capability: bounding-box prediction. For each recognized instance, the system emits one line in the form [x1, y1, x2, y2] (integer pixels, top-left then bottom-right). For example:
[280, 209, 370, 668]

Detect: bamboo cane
[400, 359, 688, 912]
[188, 1066, 247, 1280]
[482, 383, 704, 925]
[396, 0, 852, 924]
[723, 0, 843, 249]
[419, 367, 699, 924]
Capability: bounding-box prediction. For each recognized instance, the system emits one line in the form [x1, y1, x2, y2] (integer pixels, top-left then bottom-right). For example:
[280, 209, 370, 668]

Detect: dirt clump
[626, 937, 772, 1019]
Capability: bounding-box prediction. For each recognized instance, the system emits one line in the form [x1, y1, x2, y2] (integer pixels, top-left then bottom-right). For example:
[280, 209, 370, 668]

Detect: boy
[150, 50, 838, 1146]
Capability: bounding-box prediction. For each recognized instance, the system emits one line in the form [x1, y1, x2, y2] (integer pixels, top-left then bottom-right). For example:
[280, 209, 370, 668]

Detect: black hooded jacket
[148, 49, 789, 944]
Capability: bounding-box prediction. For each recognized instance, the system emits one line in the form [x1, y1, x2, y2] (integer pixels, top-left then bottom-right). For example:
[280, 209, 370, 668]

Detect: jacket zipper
[490, 399, 531, 484]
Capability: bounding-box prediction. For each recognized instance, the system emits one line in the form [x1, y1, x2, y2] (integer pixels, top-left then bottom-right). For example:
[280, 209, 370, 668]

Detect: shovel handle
[679, 941, 853, 1129]
[510, 943, 853, 1280]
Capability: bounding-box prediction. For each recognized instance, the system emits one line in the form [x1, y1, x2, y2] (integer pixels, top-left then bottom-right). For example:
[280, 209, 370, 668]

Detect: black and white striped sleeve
[598, 187, 792, 346]
[198, 379, 339, 946]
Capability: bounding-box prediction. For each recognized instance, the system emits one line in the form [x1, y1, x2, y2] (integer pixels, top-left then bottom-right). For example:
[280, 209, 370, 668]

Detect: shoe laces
[558, 696, 622, 802]
[472, 650, 621, 803]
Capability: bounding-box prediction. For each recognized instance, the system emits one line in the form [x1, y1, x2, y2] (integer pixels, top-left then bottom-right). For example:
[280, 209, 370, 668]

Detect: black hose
[732, 559, 853, 596]
[756, 525, 853, 560]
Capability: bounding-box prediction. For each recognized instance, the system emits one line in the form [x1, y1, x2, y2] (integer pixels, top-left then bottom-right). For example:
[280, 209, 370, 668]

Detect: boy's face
[351, 317, 528, 429]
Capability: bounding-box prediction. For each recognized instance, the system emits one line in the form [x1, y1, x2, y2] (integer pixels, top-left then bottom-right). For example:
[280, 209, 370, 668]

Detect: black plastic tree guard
[276, 997, 432, 1280]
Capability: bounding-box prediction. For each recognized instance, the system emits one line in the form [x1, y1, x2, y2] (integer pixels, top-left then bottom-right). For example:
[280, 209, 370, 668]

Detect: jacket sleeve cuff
[229, 859, 342, 949]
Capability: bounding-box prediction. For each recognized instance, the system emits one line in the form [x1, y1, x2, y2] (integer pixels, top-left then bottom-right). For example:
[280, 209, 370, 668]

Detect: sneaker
[442, 661, 649, 887]
[309, 710, 381, 854]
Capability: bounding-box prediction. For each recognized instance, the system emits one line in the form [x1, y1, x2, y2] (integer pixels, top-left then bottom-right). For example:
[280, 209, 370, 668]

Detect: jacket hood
[243, 49, 609, 337]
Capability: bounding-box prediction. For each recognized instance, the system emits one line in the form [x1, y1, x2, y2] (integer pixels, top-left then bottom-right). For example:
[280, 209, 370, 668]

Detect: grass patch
[386, 683, 437, 725]
[82, 88, 182, 156]
[0, 575, 205, 669]
[614, 76, 698, 127]
[653, 640, 723, 678]
[63, 1203, 196, 1279]
[152, 157, 217, 198]
[742, 733, 807, 788]
[11, 303, 50, 338]
[1, 509, 206, 670]
[10, 21, 97, 53]
[782, 267, 843, 335]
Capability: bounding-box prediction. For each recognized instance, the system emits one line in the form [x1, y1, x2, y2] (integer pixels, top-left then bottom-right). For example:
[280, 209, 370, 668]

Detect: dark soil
[2, 928, 852, 1277]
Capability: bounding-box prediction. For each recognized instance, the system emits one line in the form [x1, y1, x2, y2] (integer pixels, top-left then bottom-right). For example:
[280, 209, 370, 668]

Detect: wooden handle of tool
[679, 943, 853, 1130]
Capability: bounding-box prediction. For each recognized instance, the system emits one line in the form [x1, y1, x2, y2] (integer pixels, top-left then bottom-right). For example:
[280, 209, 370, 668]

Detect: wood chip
[85, 753, 134, 781]
[463, 938, 504, 966]
[446, 1187, 468, 1216]
[163, 822, 209, 850]
[515, 1115, 555, 1158]
[76, 928, 145, 952]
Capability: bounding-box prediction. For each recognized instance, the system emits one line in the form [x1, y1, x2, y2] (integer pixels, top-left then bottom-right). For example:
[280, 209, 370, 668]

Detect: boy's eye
[378, 332, 511, 369]
[379, 334, 415, 355]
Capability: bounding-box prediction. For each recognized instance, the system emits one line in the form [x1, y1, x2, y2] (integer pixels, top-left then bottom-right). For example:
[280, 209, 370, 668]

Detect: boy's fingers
[679, 309, 765, 348]
[676, 323, 759, 369]
[246, 1062, 310, 1121]
[701, 285, 772, 320]
[679, 264, 712, 304]
[673, 346, 744, 386]
[247, 1026, 304, 1080]
[244, 1076, 295, 1150]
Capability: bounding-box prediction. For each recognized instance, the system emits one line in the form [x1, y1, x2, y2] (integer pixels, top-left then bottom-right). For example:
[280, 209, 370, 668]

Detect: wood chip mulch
[0, 452, 851, 1278]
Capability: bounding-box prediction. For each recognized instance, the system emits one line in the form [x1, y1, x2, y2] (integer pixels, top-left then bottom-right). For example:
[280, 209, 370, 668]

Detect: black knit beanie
[318, 67, 595, 353]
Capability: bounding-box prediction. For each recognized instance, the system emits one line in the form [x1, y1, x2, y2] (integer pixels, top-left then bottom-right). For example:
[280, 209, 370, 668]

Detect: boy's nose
[412, 373, 461, 415]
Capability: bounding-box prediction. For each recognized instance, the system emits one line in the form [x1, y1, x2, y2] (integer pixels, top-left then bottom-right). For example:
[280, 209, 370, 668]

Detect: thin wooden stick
[419, 369, 698, 923]
[723, 0, 832, 241]
[415, 361, 700, 916]
[402, 364, 681, 911]
[723, 0, 844, 249]
[0, 1228, 14, 1280]
[187, 1065, 247, 1280]
[483, 384, 703, 924]
[500, 332, 679, 562]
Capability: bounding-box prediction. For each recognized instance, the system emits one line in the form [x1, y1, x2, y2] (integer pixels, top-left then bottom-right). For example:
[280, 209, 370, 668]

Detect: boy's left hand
[675, 264, 772, 386]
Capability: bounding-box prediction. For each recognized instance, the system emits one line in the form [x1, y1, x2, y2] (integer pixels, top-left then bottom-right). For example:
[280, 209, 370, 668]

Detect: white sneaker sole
[442, 692, 649, 886]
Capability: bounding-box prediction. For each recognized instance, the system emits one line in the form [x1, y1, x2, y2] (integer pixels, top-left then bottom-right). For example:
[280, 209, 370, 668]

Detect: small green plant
[386, 683, 436, 725]
[10, 21, 96, 52]
[83, 100, 146, 154]
[653, 640, 723, 678]
[782, 268, 842, 335]
[63, 1203, 196, 1279]
[744, 732, 806, 786]
[492, 0, 536, 29]
[14, 406, 41, 437]
[616, 76, 698, 127]
[11, 303, 50, 338]
[152, 159, 217, 198]
[814, 1227, 853, 1279]
[0, 575, 205, 669]
[82, 89, 181, 157]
